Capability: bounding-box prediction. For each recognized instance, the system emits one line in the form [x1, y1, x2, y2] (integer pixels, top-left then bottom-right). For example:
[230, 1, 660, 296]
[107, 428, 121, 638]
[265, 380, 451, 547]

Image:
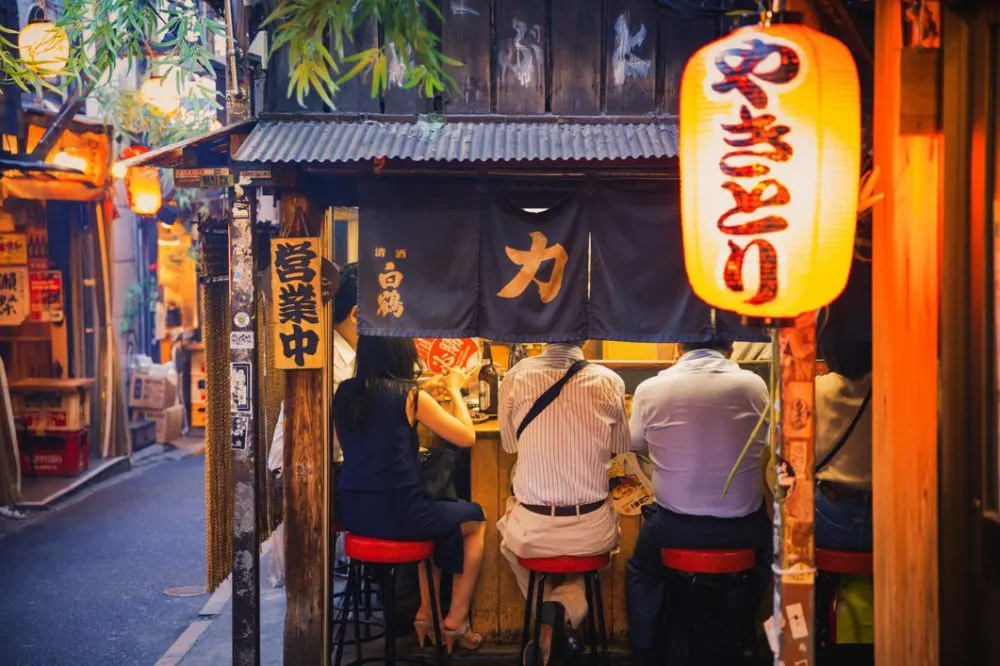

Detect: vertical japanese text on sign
[679, 24, 861, 318]
[271, 238, 325, 369]
[375, 246, 407, 319]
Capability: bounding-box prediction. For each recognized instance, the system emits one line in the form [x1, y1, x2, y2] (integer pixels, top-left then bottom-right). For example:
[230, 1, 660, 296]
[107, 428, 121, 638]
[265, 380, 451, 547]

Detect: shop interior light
[126, 166, 163, 216]
[19, 7, 69, 77]
[50, 150, 86, 172]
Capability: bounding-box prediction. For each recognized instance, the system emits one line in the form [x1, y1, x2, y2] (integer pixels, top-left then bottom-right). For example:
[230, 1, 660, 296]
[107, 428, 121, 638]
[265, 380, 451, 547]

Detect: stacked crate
[11, 380, 93, 477]
[190, 347, 207, 428]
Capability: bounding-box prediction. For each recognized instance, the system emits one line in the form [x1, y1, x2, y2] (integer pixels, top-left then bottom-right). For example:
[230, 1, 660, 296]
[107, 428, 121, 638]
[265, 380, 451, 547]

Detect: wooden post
[871, 0, 941, 663]
[280, 192, 328, 665]
[772, 315, 817, 664]
[229, 186, 261, 666]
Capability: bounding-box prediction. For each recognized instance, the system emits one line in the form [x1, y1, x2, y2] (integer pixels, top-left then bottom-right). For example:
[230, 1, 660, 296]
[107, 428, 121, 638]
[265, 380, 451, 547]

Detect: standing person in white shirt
[626, 336, 770, 663]
[497, 342, 629, 666]
[814, 326, 872, 551]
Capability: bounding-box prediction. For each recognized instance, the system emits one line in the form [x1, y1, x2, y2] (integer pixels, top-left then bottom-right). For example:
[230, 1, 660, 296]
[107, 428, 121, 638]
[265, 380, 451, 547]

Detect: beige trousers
[496, 496, 619, 628]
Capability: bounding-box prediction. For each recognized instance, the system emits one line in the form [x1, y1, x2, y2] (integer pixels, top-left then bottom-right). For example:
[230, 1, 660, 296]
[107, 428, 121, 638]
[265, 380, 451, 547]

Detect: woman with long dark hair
[335, 335, 486, 652]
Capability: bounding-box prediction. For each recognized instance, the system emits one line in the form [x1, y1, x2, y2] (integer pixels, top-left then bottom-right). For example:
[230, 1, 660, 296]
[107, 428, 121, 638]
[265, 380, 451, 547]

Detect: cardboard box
[134, 405, 184, 444]
[128, 373, 177, 410]
[13, 390, 89, 430]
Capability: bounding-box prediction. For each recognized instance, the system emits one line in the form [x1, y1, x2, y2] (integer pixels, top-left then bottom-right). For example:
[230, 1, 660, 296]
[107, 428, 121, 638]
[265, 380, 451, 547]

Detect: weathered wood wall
[264, 0, 715, 117]
[871, 1, 940, 664]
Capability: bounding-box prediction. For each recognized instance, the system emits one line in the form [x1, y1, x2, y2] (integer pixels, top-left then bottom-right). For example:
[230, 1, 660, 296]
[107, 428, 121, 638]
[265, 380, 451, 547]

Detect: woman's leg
[416, 562, 442, 621]
[443, 520, 486, 630]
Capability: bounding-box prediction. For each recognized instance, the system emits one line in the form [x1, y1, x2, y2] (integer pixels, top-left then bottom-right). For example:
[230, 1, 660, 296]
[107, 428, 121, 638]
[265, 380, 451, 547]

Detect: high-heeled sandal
[442, 623, 482, 654]
[413, 618, 438, 647]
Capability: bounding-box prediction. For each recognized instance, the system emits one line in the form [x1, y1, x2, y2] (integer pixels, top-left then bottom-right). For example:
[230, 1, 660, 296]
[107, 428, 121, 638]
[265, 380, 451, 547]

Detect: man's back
[499, 344, 629, 506]
[630, 350, 769, 518]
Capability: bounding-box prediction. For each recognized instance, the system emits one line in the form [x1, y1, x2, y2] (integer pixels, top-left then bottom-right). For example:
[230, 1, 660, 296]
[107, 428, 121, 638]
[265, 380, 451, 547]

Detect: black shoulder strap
[815, 387, 872, 474]
[516, 359, 589, 440]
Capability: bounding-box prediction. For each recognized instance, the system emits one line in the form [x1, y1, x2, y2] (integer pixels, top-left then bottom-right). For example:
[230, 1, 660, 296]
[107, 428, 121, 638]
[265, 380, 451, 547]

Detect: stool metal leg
[520, 570, 536, 657]
[384, 565, 398, 666]
[351, 562, 364, 665]
[531, 573, 547, 666]
[592, 571, 609, 664]
[423, 559, 447, 665]
[362, 574, 373, 640]
[333, 561, 355, 666]
[584, 573, 598, 656]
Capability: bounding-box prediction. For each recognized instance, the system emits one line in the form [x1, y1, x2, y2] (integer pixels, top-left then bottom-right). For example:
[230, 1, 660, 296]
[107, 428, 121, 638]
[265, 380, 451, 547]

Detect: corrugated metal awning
[233, 116, 679, 165]
[118, 120, 257, 169]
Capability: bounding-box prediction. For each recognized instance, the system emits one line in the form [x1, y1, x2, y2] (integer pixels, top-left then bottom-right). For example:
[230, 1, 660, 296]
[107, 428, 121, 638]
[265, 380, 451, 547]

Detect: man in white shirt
[626, 336, 770, 661]
[814, 328, 872, 550]
[497, 342, 629, 665]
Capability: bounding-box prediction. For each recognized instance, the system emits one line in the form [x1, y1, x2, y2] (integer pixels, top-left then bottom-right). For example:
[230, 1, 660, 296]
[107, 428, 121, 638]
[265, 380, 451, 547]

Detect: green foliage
[119, 275, 159, 337]
[0, 1, 455, 118]
[262, 0, 460, 108]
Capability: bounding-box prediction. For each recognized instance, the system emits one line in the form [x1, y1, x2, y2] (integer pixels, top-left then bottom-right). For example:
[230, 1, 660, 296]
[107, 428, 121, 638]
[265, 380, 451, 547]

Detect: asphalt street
[0, 454, 207, 666]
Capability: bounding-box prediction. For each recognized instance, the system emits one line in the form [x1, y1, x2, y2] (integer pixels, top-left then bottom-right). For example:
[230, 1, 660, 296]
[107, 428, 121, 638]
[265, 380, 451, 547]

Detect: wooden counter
[468, 417, 639, 642]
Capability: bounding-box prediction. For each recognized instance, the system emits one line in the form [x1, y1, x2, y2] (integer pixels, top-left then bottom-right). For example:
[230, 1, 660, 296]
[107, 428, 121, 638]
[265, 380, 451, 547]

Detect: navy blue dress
[336, 381, 484, 574]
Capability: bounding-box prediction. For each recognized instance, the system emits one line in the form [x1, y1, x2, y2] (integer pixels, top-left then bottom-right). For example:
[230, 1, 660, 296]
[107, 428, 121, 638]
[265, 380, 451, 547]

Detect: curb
[154, 535, 276, 665]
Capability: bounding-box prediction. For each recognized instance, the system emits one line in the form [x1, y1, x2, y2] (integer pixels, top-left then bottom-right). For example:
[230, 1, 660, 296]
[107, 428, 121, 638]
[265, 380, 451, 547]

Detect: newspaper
[608, 452, 654, 516]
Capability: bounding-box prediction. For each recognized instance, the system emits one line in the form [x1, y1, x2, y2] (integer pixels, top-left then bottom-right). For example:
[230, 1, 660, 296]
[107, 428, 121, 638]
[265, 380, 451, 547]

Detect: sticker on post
[231, 362, 253, 413]
[762, 616, 779, 654]
[231, 415, 249, 451]
[233, 311, 251, 329]
[230, 331, 255, 350]
[785, 603, 809, 640]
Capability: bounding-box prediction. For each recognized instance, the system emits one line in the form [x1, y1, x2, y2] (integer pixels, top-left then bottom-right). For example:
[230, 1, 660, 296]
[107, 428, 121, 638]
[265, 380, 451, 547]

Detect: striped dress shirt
[499, 344, 630, 506]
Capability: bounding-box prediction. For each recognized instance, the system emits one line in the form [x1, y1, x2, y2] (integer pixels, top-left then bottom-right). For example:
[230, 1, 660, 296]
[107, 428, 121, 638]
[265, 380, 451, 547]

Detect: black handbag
[414, 388, 462, 500]
[419, 444, 460, 501]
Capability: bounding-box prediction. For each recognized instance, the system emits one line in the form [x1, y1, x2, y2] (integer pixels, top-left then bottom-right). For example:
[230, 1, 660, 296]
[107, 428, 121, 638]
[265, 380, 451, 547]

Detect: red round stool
[517, 553, 612, 666]
[333, 535, 445, 666]
[816, 548, 874, 660]
[660, 548, 757, 663]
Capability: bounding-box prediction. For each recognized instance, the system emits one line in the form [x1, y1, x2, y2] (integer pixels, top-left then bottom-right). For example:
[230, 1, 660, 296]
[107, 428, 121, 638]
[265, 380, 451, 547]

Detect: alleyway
[0, 453, 207, 666]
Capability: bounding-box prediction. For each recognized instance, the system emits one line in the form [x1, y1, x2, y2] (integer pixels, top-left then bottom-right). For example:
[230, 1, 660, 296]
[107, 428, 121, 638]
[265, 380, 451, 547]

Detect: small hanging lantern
[126, 167, 163, 216]
[679, 20, 861, 318]
[111, 145, 150, 180]
[19, 6, 69, 76]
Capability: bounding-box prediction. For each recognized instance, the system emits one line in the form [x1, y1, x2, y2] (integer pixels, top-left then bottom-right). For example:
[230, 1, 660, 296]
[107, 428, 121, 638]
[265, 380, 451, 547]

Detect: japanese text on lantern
[271, 238, 324, 369]
[375, 246, 407, 318]
[711, 38, 800, 306]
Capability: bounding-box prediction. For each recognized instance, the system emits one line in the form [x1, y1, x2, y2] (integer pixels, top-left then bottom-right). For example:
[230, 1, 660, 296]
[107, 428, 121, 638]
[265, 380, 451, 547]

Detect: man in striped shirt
[497, 342, 629, 664]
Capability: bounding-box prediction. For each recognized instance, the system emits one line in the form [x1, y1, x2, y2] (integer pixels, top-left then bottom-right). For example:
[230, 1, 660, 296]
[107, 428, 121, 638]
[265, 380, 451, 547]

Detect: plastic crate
[18, 428, 90, 476]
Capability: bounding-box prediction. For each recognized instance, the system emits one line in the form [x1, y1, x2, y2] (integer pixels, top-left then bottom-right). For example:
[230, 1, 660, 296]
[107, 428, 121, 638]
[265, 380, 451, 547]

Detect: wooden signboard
[605, 0, 658, 114]
[271, 238, 324, 370]
[0, 267, 28, 326]
[551, 2, 603, 115]
[495, 1, 547, 114]
[441, 0, 491, 113]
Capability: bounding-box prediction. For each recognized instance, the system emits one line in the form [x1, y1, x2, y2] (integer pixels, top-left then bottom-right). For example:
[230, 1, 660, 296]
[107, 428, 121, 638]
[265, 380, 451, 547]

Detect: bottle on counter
[508, 343, 526, 370]
[478, 341, 499, 415]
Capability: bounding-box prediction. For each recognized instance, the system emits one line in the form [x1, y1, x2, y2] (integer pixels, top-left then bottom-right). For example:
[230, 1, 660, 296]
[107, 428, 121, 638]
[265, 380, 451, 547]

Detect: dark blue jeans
[814, 484, 873, 551]
[625, 503, 772, 652]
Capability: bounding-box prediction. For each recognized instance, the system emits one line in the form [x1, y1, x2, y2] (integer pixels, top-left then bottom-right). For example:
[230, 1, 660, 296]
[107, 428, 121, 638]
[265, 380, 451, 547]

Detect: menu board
[29, 271, 64, 323]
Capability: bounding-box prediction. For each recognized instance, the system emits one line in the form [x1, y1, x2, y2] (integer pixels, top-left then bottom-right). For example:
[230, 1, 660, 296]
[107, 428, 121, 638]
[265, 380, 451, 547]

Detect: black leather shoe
[540, 601, 583, 661]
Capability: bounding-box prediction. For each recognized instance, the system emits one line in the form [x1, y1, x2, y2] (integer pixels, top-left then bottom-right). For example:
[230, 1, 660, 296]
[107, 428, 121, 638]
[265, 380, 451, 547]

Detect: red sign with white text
[414, 338, 480, 374]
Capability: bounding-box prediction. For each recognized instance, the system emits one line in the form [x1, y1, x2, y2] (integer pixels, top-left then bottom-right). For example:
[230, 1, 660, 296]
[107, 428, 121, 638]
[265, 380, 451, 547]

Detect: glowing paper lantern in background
[126, 167, 163, 215]
[141, 75, 181, 115]
[19, 14, 69, 76]
[50, 150, 86, 172]
[679, 22, 861, 318]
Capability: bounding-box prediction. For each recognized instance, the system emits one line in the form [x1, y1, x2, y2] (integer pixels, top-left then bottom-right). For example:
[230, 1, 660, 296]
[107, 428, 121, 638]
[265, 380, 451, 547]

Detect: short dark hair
[333, 262, 358, 325]
[680, 338, 734, 354]
[334, 336, 420, 433]
[820, 328, 871, 381]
